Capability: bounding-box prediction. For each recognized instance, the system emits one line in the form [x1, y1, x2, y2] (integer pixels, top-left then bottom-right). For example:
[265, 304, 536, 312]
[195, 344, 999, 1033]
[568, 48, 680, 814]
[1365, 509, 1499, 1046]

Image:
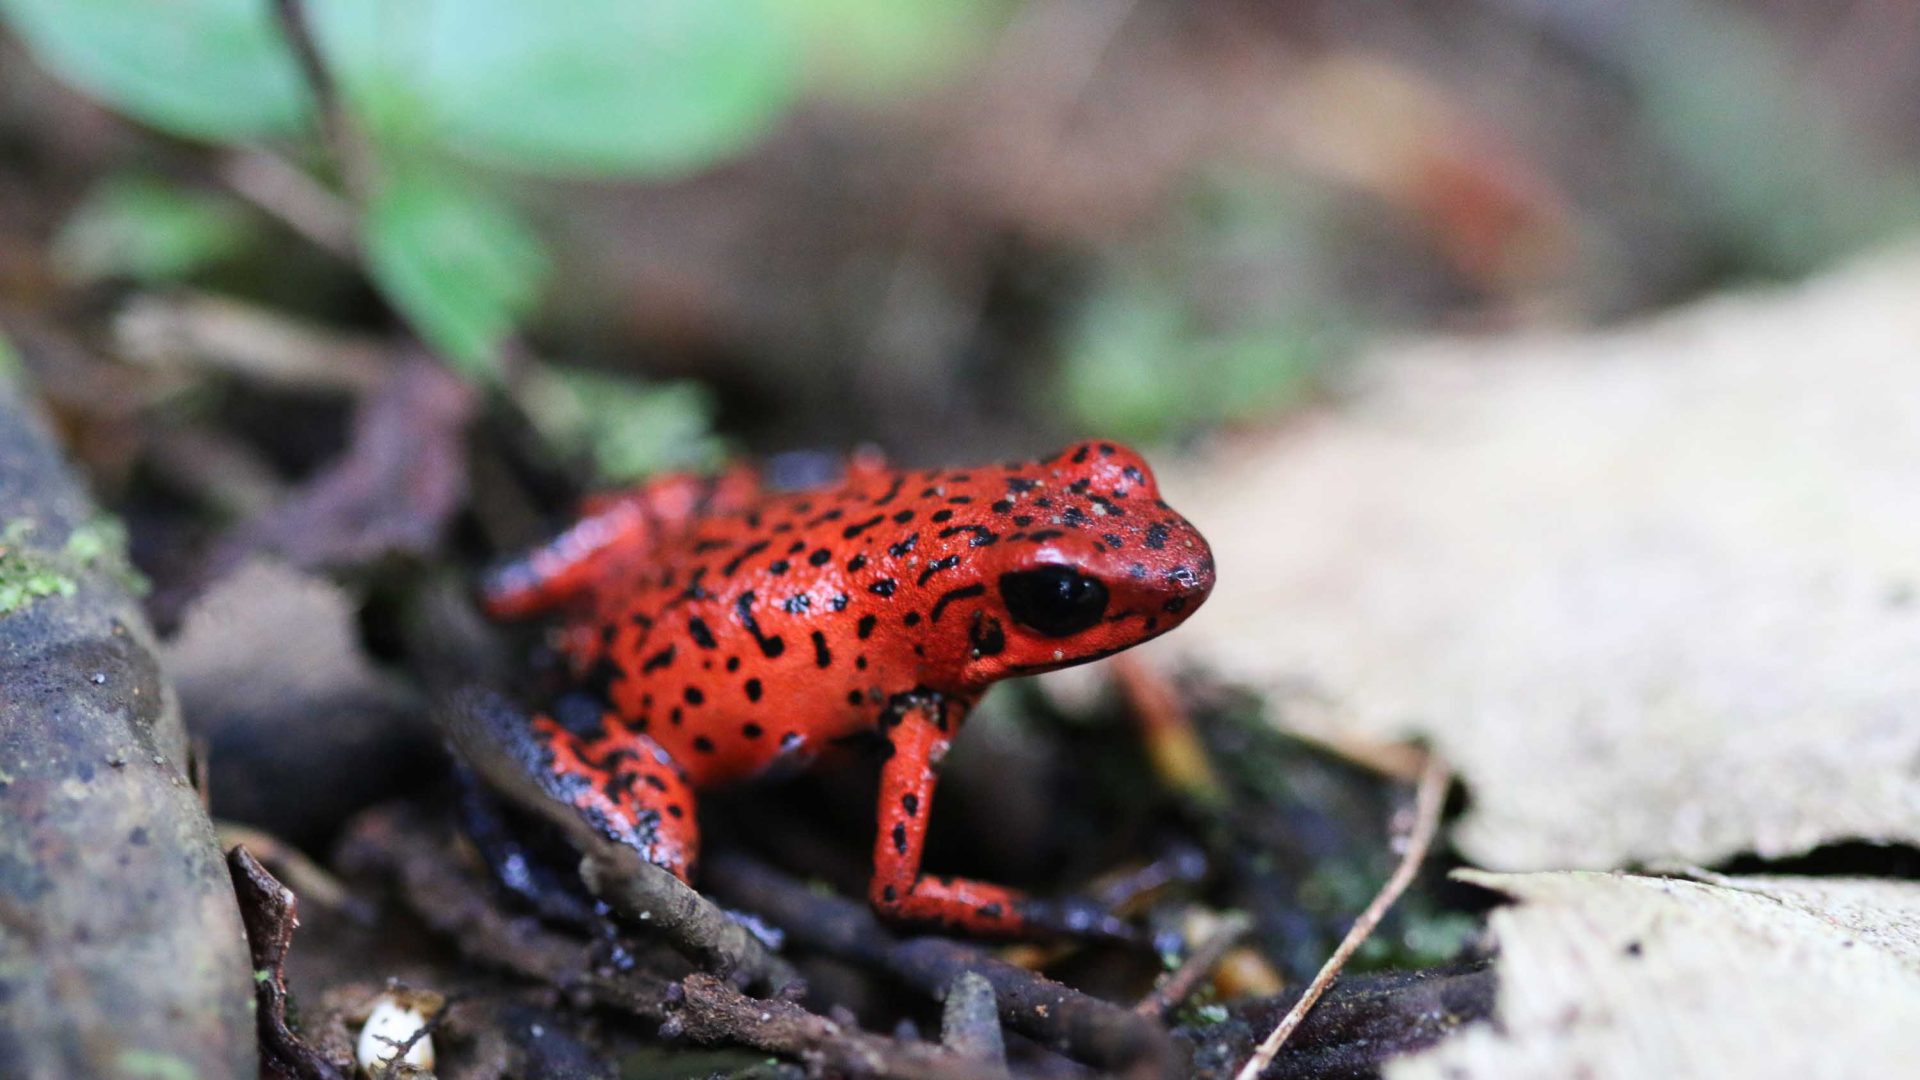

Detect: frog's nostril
[1164, 557, 1215, 601]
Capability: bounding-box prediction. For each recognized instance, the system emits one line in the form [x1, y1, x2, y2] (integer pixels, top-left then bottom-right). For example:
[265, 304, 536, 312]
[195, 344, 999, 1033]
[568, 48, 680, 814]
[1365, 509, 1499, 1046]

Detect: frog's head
[953, 441, 1214, 686]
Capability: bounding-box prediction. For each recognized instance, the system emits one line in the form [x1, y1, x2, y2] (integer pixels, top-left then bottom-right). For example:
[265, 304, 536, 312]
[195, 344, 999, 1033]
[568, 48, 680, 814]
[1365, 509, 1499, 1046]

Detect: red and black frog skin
[481, 440, 1214, 938]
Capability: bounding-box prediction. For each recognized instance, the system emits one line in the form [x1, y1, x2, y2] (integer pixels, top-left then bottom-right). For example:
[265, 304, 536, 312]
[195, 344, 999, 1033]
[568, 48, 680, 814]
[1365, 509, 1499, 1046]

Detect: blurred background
[4, 3, 1920, 1074]
[4, 0, 1918, 472]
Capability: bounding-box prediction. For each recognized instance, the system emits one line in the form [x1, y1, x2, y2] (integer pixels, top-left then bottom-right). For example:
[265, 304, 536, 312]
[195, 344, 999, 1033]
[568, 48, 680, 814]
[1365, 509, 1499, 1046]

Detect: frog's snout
[1155, 527, 1216, 623]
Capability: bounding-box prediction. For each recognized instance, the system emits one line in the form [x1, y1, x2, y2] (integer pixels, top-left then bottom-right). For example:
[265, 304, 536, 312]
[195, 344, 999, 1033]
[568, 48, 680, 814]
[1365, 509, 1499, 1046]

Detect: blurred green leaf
[1061, 282, 1326, 442]
[523, 367, 725, 481]
[0, 331, 19, 383]
[53, 176, 256, 283]
[768, 0, 1012, 98]
[312, 0, 796, 178]
[360, 167, 549, 379]
[1621, 2, 1920, 275]
[1061, 172, 1347, 441]
[0, 0, 308, 141]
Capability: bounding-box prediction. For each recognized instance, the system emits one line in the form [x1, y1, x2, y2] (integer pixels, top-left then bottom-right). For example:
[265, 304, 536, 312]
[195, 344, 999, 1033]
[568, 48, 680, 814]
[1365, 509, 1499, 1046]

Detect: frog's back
[573, 472, 926, 786]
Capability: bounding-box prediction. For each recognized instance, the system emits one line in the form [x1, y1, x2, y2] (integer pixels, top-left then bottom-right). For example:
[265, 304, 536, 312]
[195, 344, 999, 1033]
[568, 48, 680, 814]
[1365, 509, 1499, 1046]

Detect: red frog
[481, 440, 1214, 937]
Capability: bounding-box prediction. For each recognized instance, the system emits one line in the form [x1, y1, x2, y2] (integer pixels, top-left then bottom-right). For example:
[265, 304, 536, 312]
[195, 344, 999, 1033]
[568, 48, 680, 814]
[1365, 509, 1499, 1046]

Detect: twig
[218, 820, 363, 916]
[1284, 728, 1433, 784]
[342, 806, 1001, 1078]
[438, 688, 798, 992]
[1133, 911, 1252, 1019]
[219, 150, 359, 259]
[269, 1, 546, 386]
[269, 0, 373, 201]
[228, 846, 353, 1080]
[703, 852, 1172, 1078]
[668, 973, 993, 1080]
[1183, 962, 1496, 1080]
[1231, 754, 1451, 1080]
[114, 292, 389, 393]
[334, 804, 675, 1019]
[578, 849, 800, 993]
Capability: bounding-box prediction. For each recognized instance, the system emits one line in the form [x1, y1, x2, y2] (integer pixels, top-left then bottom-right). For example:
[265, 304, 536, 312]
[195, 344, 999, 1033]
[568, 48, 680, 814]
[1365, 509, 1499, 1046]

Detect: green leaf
[523, 367, 725, 482]
[1061, 278, 1332, 442]
[1060, 171, 1350, 440]
[311, 0, 797, 178]
[0, 0, 309, 141]
[1617, 3, 1920, 275]
[53, 176, 256, 283]
[360, 168, 549, 379]
[767, 0, 1012, 98]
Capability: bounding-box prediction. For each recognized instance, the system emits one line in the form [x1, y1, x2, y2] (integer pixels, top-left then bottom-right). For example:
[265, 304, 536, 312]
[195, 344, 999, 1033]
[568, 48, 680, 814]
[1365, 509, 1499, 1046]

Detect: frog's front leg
[869, 701, 1133, 940]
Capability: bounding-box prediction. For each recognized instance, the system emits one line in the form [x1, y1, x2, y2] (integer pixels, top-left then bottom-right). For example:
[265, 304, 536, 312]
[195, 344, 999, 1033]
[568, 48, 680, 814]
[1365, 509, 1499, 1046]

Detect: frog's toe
[1013, 894, 1144, 945]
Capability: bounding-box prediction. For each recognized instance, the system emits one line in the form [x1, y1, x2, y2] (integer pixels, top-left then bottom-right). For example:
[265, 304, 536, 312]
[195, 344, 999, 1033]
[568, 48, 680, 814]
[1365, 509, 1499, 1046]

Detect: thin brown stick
[219, 150, 358, 259]
[115, 292, 389, 392]
[1232, 754, 1451, 1080]
[270, 0, 373, 200]
[1133, 911, 1252, 1018]
[217, 821, 358, 914]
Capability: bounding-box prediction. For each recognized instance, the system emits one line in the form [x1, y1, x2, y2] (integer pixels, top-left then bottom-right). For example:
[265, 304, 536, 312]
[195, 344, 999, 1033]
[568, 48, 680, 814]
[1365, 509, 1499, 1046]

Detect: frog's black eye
[998, 567, 1108, 638]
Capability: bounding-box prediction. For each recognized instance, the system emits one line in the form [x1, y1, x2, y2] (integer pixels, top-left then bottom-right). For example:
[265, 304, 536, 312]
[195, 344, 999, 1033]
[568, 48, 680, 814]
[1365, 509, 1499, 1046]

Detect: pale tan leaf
[1145, 246, 1920, 869]
[1387, 871, 1920, 1080]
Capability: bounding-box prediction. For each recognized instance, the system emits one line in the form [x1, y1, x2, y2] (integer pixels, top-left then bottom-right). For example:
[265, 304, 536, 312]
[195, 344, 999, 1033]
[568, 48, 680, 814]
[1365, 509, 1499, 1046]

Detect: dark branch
[667, 973, 996, 1080]
[229, 846, 353, 1080]
[703, 852, 1173, 1078]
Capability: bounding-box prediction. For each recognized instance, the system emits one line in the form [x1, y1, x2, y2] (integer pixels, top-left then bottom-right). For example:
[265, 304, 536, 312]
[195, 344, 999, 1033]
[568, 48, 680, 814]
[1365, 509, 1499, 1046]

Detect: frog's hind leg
[444, 689, 699, 880]
[533, 713, 700, 879]
[484, 464, 762, 620]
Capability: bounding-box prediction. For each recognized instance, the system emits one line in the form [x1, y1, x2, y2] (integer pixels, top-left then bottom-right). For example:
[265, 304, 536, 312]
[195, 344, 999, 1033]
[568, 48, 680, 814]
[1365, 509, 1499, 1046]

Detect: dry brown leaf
[1146, 246, 1920, 869]
[1387, 870, 1920, 1079]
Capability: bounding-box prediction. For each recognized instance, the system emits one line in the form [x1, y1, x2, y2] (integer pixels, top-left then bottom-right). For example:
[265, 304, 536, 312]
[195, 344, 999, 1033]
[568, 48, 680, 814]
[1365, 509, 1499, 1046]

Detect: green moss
[1176, 1001, 1230, 1028]
[0, 520, 78, 614]
[63, 517, 148, 595]
[0, 516, 147, 616]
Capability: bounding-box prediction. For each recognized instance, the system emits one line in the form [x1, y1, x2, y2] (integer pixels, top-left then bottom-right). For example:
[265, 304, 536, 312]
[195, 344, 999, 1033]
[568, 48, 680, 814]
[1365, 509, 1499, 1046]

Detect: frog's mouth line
[1001, 641, 1135, 677]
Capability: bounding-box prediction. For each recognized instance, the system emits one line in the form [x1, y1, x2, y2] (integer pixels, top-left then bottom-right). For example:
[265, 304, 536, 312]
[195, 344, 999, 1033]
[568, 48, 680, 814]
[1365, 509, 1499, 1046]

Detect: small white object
[356, 991, 436, 1073]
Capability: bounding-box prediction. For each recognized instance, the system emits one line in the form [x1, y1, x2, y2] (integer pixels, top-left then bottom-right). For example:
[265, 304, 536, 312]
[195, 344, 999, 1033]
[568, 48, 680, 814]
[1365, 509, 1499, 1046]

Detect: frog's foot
[453, 770, 601, 926]
[1013, 895, 1141, 943]
[440, 688, 700, 880]
[866, 875, 1141, 942]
